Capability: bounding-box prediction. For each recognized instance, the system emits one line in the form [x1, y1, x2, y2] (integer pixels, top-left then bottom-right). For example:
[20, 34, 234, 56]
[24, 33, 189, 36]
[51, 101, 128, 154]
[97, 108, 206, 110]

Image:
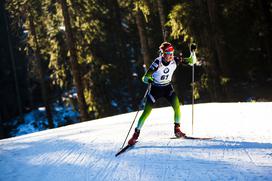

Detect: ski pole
[120, 83, 151, 149]
[190, 43, 197, 135]
[119, 64, 150, 149]
[192, 61, 194, 135]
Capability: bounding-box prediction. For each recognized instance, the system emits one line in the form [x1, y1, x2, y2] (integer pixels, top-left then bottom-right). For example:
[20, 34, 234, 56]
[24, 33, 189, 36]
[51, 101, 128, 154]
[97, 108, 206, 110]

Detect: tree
[134, 0, 151, 67]
[2, 3, 24, 123]
[59, 0, 89, 121]
[205, 0, 231, 100]
[206, 0, 231, 77]
[156, 0, 169, 41]
[166, 2, 225, 100]
[5, 0, 55, 127]
[28, 10, 54, 128]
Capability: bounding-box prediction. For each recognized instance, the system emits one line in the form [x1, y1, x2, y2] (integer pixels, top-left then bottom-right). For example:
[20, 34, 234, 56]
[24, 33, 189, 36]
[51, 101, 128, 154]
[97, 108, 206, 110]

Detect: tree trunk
[111, 0, 137, 110]
[29, 13, 54, 128]
[194, 0, 223, 101]
[3, 6, 24, 124]
[206, 0, 231, 100]
[109, 0, 131, 76]
[135, 9, 151, 67]
[156, 0, 169, 41]
[206, 0, 230, 77]
[59, 0, 89, 121]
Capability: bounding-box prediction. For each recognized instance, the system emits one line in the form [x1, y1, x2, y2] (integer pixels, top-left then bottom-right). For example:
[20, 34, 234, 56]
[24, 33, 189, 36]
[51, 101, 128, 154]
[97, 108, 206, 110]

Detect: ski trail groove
[243, 148, 257, 166]
[138, 143, 147, 181]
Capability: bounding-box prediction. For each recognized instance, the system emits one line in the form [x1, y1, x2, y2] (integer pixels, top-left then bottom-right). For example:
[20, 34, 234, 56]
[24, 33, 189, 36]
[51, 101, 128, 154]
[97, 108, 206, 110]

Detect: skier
[128, 42, 196, 146]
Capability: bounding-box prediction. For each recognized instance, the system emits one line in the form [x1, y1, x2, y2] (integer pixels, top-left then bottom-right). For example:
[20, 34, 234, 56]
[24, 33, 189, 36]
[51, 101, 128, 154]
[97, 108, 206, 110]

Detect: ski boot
[128, 128, 140, 146]
[174, 123, 186, 138]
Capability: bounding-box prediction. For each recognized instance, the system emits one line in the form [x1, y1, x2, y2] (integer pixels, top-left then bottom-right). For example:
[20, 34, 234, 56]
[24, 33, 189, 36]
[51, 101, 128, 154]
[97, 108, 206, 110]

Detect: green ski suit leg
[136, 93, 181, 130]
[167, 93, 181, 124]
[136, 100, 153, 130]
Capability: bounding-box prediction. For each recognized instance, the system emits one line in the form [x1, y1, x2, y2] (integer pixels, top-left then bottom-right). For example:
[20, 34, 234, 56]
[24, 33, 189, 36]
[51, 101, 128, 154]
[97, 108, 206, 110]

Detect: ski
[170, 136, 212, 140]
[115, 144, 134, 157]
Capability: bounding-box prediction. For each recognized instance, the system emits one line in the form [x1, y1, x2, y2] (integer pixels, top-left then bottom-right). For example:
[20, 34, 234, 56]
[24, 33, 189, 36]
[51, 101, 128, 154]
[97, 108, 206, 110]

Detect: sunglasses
[164, 51, 174, 55]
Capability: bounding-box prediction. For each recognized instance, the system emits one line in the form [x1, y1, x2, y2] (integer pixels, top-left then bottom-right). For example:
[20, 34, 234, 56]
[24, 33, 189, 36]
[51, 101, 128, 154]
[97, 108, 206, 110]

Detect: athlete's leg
[167, 93, 186, 137]
[128, 99, 154, 145]
[136, 99, 154, 130]
[167, 92, 181, 124]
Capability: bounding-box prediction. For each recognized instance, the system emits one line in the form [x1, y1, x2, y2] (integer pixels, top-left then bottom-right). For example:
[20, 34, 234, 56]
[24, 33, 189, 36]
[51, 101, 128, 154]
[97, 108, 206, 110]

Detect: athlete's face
[163, 51, 174, 62]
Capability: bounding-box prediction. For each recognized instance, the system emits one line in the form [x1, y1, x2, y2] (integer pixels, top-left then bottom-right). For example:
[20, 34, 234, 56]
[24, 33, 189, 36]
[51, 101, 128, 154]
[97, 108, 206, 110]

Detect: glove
[186, 51, 197, 66]
[191, 43, 197, 52]
[142, 75, 154, 84]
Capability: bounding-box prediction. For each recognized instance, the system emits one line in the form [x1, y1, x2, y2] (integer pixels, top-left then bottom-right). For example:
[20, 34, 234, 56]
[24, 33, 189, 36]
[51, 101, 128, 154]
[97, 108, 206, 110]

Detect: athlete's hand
[191, 43, 197, 52]
[142, 76, 154, 84]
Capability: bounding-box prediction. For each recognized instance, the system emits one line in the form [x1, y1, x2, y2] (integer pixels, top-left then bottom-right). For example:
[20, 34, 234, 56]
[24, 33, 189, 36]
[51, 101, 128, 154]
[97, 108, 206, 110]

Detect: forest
[1, 0, 271, 139]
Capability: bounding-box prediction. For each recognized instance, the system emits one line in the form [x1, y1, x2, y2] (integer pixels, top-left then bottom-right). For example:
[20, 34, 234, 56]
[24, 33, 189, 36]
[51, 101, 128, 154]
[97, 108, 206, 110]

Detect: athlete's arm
[142, 59, 159, 84]
[175, 53, 193, 66]
[174, 53, 189, 66]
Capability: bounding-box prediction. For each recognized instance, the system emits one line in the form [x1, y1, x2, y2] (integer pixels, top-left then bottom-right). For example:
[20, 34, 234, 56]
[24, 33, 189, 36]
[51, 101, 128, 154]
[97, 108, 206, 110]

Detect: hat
[159, 42, 174, 53]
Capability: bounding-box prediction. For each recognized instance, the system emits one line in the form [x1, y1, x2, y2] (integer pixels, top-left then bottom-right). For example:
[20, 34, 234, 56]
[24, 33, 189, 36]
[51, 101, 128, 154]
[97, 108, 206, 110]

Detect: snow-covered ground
[10, 104, 79, 137]
[0, 102, 272, 181]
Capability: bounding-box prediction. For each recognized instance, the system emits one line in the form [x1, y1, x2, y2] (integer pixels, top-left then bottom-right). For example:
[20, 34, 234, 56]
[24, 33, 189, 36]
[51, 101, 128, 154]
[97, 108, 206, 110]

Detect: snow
[0, 102, 272, 181]
[11, 104, 79, 137]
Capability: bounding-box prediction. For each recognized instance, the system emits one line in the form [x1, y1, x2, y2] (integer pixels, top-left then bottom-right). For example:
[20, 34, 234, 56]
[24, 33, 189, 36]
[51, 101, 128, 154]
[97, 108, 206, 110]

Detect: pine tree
[59, 0, 89, 121]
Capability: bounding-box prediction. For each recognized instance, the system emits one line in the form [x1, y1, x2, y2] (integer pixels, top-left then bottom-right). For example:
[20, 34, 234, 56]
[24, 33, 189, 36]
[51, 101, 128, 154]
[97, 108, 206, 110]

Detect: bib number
[161, 74, 169, 80]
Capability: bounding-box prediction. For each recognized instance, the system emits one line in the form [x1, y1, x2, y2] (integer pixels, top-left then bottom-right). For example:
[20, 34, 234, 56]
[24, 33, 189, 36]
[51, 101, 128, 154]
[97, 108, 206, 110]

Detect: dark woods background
[1, 0, 271, 139]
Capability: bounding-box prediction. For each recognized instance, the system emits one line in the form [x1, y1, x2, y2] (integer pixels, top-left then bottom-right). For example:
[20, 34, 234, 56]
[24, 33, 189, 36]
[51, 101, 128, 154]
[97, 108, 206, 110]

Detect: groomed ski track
[0, 102, 272, 181]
